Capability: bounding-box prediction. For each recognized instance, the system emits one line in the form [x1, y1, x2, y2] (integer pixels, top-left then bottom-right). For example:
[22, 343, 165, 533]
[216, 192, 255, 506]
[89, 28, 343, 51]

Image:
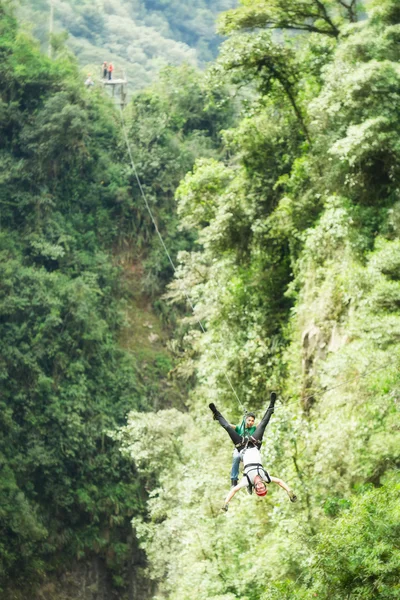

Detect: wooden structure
[101, 69, 128, 109]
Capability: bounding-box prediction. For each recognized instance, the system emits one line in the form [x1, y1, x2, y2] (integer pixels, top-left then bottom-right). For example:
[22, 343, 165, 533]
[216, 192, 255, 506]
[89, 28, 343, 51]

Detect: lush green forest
[0, 2, 232, 596]
[18, 0, 238, 90]
[1, 0, 400, 599]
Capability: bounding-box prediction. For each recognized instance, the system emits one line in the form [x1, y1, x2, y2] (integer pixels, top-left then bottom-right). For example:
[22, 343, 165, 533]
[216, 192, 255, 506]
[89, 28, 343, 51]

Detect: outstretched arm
[270, 476, 297, 502]
[223, 481, 244, 509]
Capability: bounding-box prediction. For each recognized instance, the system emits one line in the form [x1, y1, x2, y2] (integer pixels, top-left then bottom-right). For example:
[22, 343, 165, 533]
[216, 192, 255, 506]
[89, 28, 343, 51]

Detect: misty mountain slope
[19, 0, 238, 89]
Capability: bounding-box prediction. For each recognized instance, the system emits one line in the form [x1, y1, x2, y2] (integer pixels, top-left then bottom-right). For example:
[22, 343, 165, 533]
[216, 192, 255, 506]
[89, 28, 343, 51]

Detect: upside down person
[223, 444, 297, 510]
[209, 393, 297, 511]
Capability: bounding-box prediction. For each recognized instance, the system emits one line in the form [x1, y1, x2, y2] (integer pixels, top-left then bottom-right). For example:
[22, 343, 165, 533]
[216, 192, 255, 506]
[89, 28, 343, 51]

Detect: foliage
[262, 479, 400, 599]
[0, 2, 239, 594]
[121, 64, 235, 295]
[0, 5, 165, 596]
[219, 0, 363, 37]
[306, 479, 400, 599]
[18, 0, 239, 91]
[3, 0, 400, 597]
[119, 1, 400, 599]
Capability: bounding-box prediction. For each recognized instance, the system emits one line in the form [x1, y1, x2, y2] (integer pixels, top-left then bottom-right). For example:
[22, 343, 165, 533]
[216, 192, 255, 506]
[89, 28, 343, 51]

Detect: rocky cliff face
[30, 553, 154, 600]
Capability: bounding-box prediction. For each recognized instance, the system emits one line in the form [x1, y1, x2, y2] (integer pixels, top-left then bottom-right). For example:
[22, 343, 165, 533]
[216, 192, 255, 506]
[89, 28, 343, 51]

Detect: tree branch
[312, 0, 340, 36]
[336, 0, 358, 22]
[258, 59, 313, 145]
[263, 21, 339, 36]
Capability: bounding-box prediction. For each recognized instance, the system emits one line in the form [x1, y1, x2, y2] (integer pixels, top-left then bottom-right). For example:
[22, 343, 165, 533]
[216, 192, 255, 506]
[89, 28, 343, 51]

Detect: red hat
[254, 475, 267, 497]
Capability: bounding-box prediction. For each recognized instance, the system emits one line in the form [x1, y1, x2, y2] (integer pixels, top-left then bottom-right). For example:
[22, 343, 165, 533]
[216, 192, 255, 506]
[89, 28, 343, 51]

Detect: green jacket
[235, 422, 256, 437]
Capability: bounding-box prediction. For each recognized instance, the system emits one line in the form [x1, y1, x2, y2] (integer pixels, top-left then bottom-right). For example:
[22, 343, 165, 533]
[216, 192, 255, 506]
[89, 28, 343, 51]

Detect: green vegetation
[1, 0, 400, 598]
[19, 0, 238, 90]
[0, 3, 232, 597]
[119, 0, 400, 598]
[0, 5, 146, 594]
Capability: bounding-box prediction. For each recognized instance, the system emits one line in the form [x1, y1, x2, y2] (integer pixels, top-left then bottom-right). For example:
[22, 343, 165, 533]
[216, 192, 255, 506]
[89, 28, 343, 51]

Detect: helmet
[254, 475, 267, 497]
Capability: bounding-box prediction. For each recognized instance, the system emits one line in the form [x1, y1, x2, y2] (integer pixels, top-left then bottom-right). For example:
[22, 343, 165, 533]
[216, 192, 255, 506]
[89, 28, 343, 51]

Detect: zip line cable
[118, 108, 246, 413]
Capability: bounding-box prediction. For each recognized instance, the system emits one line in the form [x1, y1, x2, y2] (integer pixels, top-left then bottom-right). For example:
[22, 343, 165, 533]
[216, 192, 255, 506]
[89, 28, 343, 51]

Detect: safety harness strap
[235, 436, 262, 451]
[244, 463, 271, 486]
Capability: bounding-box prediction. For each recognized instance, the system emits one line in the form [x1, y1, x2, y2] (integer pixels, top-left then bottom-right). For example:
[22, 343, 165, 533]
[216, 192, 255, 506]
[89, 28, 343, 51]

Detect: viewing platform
[101, 69, 128, 109]
[103, 78, 127, 85]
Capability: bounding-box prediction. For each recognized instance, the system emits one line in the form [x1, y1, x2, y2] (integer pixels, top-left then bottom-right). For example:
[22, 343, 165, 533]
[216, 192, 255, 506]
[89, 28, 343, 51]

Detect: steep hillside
[2, 0, 400, 598]
[119, 0, 400, 598]
[0, 3, 234, 597]
[18, 0, 238, 90]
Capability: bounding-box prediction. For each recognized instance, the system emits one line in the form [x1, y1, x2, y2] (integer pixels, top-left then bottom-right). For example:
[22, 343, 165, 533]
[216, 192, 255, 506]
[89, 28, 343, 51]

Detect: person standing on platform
[102, 61, 108, 78]
[108, 63, 114, 81]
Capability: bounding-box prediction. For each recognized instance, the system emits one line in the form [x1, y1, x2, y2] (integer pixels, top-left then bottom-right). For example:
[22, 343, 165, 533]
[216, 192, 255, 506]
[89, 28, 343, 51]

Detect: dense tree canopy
[0, 6, 147, 594]
[219, 0, 362, 36]
[1, 0, 400, 598]
[18, 0, 238, 90]
[0, 3, 232, 597]
[120, 0, 400, 598]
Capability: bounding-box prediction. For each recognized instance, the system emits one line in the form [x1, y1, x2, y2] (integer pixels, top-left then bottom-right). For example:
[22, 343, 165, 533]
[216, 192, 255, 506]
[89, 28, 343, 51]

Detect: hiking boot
[289, 490, 298, 503]
[222, 503, 229, 512]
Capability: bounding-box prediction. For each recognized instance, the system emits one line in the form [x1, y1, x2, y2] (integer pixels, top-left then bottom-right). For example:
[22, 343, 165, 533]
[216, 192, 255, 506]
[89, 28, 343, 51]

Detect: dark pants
[213, 399, 276, 447]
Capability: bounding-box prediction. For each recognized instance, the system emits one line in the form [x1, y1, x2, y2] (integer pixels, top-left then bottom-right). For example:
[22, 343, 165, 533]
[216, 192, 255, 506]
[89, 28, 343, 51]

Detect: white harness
[242, 447, 271, 485]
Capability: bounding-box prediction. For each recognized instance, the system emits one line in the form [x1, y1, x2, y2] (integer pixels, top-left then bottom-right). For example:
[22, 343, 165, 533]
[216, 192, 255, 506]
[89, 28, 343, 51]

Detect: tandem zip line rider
[209, 393, 297, 511]
[229, 411, 256, 487]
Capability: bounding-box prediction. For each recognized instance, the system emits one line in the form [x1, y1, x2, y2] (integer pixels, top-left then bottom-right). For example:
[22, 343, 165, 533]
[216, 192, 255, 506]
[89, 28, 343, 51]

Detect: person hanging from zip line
[209, 393, 297, 511]
[229, 412, 256, 487]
